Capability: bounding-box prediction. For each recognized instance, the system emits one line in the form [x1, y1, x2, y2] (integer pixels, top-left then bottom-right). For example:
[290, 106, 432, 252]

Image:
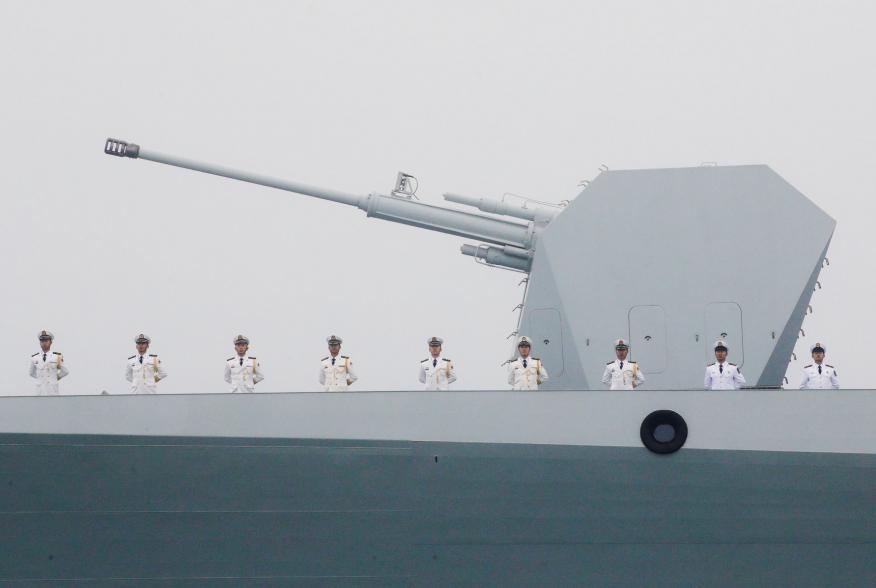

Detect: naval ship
[0, 139, 873, 586]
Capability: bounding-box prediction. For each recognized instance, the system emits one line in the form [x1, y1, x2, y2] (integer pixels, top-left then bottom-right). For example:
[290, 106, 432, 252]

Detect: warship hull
[1, 390, 874, 586]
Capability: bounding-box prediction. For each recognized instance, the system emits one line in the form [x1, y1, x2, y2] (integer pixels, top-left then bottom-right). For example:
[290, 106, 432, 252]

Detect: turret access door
[705, 302, 744, 366]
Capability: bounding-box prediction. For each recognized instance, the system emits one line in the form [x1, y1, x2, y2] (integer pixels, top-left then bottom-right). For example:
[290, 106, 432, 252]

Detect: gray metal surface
[1, 433, 873, 586]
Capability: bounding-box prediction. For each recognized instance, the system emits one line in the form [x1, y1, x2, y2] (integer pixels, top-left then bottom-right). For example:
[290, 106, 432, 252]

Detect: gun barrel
[105, 138, 533, 249]
[444, 192, 557, 222]
[365, 197, 531, 248]
[137, 143, 362, 208]
[460, 244, 532, 271]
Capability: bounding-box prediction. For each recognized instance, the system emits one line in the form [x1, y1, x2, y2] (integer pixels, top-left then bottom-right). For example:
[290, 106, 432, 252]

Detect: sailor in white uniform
[601, 338, 645, 390]
[125, 334, 167, 394]
[419, 336, 457, 390]
[29, 330, 69, 395]
[799, 342, 840, 389]
[319, 335, 358, 391]
[507, 335, 549, 390]
[704, 340, 746, 390]
[224, 334, 264, 393]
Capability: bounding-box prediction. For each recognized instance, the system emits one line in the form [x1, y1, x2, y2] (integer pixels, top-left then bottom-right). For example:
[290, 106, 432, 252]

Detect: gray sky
[1, 0, 874, 394]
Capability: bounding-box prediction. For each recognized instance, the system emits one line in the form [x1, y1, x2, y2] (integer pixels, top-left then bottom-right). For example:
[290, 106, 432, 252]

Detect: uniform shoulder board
[341, 355, 349, 358]
[804, 364, 812, 368]
[606, 361, 613, 365]
[53, 351, 61, 355]
[707, 362, 715, 366]
[629, 360, 637, 363]
[248, 356, 256, 360]
[227, 357, 235, 362]
[729, 363, 737, 366]
[128, 355, 136, 360]
[442, 358, 451, 362]
[421, 358, 429, 363]
[826, 364, 834, 368]
[31, 352, 39, 357]
[149, 354, 157, 357]
[532, 357, 540, 360]
[321, 356, 329, 361]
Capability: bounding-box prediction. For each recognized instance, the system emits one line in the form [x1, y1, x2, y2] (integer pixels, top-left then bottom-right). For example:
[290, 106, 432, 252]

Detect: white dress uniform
[224, 355, 264, 393]
[126, 354, 168, 394]
[319, 354, 357, 391]
[29, 350, 69, 395]
[799, 363, 839, 389]
[602, 360, 645, 390]
[704, 362, 746, 390]
[419, 356, 457, 390]
[507, 357, 549, 390]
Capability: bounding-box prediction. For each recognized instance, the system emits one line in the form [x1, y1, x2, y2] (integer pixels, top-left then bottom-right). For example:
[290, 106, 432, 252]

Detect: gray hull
[1, 431, 874, 587]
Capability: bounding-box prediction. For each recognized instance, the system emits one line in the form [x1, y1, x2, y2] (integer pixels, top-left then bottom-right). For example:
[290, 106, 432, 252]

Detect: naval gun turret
[105, 138, 835, 390]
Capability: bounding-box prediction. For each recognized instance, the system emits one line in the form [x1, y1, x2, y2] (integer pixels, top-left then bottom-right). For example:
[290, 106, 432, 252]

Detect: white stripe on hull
[2, 389, 874, 454]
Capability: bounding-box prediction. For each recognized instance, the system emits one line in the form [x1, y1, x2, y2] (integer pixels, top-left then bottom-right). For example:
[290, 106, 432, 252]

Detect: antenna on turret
[392, 172, 418, 199]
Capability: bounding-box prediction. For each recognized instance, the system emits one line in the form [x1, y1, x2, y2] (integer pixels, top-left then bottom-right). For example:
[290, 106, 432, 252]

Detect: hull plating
[1, 432, 873, 586]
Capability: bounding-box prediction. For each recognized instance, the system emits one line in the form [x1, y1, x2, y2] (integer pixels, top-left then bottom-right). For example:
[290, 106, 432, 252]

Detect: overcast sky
[1, 1, 874, 394]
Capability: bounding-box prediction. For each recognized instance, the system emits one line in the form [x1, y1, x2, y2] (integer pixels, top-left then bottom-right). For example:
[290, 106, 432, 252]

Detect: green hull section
[1, 434, 873, 586]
